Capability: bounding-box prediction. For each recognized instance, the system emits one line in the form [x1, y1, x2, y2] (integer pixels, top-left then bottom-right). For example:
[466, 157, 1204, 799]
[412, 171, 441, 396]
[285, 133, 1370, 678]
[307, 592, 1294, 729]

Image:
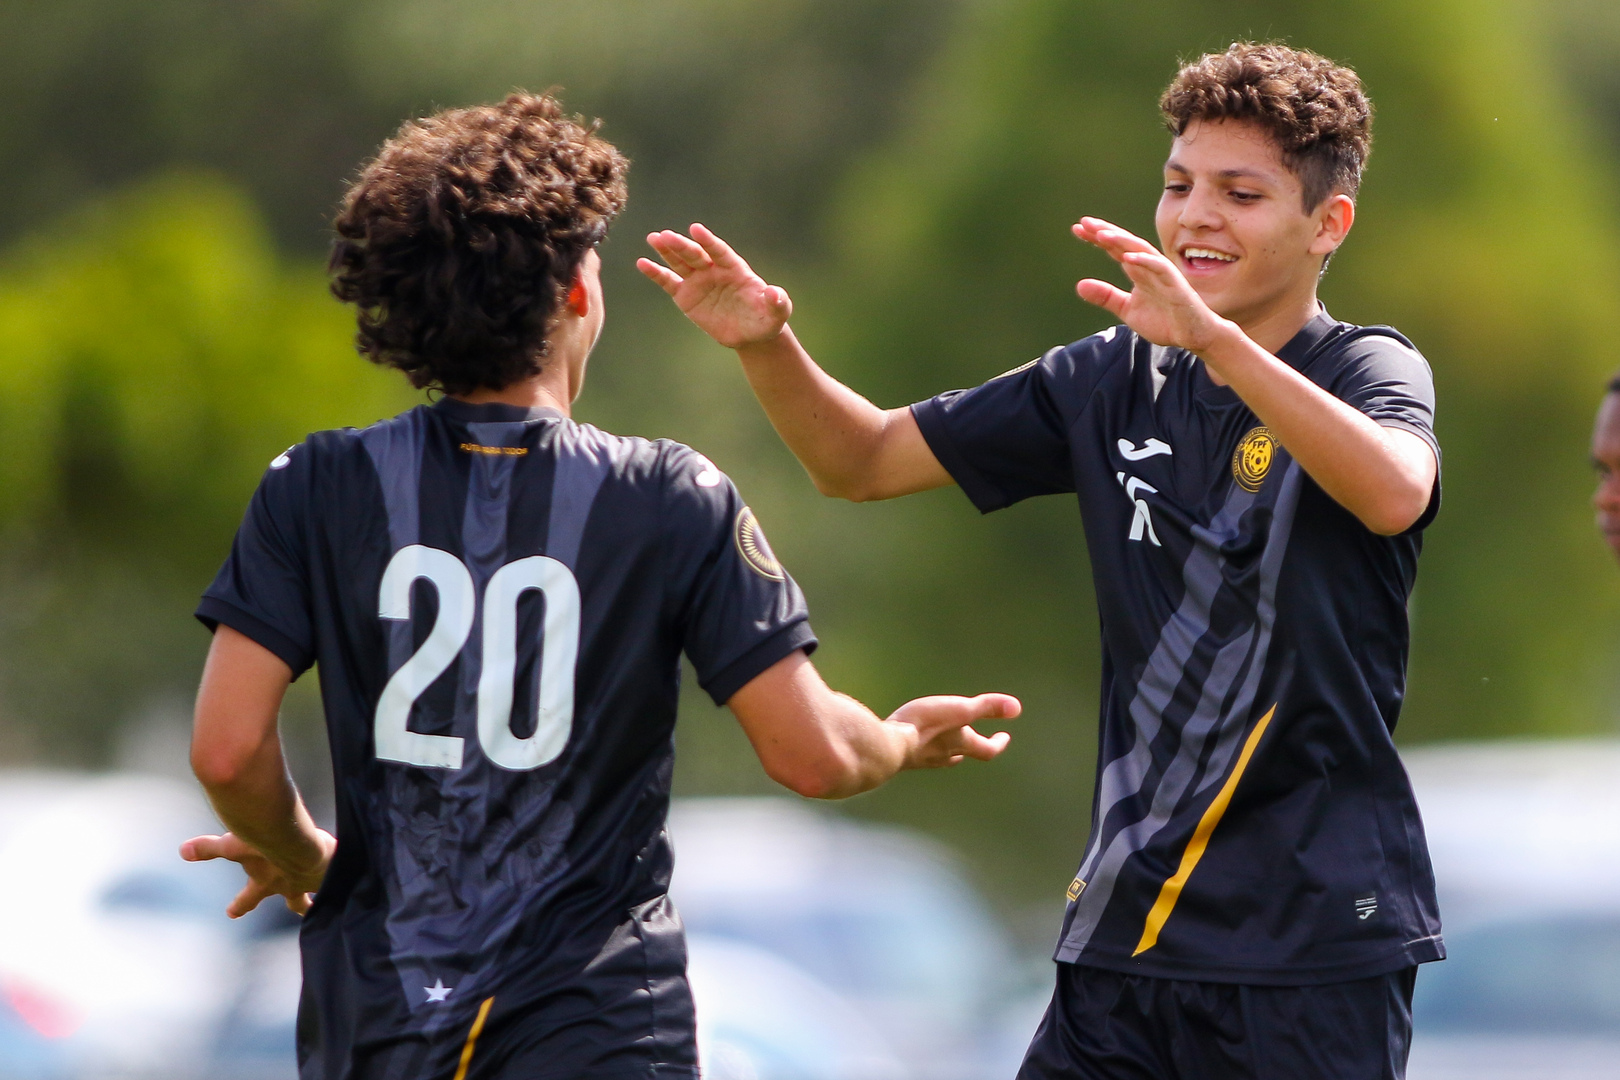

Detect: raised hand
[638, 224, 793, 349]
[181, 828, 335, 918]
[1072, 217, 1228, 354]
[889, 693, 1020, 770]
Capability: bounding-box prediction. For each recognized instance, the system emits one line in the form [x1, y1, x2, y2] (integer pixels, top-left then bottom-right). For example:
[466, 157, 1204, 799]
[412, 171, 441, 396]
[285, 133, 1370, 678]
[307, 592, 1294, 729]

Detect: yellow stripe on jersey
[452, 996, 495, 1080]
[1132, 703, 1277, 957]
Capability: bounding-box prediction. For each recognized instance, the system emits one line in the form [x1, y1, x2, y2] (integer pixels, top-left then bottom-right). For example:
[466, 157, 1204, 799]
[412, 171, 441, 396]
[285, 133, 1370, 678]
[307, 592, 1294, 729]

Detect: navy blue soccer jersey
[912, 309, 1445, 985]
[197, 398, 815, 1080]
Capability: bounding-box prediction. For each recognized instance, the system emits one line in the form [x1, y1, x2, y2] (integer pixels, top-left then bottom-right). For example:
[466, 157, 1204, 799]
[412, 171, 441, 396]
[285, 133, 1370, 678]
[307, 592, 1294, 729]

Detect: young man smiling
[641, 42, 1443, 1080]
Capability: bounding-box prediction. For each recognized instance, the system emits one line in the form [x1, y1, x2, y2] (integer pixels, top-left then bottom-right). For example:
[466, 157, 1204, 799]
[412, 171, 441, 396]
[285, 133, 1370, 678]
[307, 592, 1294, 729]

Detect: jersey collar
[1274, 305, 1340, 372]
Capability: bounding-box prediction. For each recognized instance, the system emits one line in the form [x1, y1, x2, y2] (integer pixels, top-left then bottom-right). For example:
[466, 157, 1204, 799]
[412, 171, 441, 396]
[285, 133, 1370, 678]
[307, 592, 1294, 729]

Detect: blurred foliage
[0, 0, 1618, 920]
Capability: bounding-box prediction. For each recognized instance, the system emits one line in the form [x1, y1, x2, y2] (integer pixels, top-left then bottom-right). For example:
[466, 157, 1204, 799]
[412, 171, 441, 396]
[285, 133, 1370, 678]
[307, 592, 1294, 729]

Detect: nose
[1178, 183, 1224, 232]
[1594, 472, 1620, 513]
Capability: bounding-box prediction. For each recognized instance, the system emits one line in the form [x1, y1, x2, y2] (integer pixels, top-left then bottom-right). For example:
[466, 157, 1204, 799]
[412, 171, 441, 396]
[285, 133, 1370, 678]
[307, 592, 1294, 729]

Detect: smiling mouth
[1181, 247, 1238, 271]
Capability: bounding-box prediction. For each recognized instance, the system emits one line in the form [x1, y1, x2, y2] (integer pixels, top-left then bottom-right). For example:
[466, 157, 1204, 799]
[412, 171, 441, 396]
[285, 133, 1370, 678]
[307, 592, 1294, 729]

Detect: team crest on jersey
[1231, 427, 1278, 492]
[735, 507, 784, 581]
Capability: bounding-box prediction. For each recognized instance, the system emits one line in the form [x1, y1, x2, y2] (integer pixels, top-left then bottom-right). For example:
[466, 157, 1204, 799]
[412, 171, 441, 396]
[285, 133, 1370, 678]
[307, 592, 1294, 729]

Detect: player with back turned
[642, 44, 1444, 1079]
[177, 93, 1018, 1080]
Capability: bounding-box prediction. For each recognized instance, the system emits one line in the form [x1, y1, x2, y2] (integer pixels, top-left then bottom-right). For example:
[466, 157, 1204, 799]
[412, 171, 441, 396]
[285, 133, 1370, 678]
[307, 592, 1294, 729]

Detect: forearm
[1200, 323, 1433, 534]
[803, 692, 918, 799]
[733, 327, 900, 500]
[196, 729, 326, 884]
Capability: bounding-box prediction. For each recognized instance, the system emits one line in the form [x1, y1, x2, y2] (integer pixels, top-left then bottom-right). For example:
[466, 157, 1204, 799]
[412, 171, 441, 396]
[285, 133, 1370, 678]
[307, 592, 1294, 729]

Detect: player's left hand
[181, 829, 336, 919]
[1071, 217, 1230, 354]
[889, 693, 1020, 770]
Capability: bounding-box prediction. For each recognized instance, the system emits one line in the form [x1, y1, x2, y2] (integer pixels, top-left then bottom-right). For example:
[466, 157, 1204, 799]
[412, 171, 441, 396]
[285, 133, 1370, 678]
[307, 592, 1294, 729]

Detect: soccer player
[641, 43, 1443, 1079]
[178, 92, 1018, 1080]
[1592, 376, 1620, 562]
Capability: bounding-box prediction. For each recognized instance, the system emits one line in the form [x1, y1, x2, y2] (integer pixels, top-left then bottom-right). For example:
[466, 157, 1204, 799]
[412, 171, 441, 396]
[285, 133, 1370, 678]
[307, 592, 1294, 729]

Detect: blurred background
[2, 0, 1620, 1076]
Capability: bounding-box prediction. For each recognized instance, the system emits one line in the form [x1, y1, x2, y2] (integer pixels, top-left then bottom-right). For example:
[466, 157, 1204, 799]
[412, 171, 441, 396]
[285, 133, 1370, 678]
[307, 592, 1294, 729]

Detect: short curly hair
[329, 92, 629, 395]
[1161, 43, 1372, 211]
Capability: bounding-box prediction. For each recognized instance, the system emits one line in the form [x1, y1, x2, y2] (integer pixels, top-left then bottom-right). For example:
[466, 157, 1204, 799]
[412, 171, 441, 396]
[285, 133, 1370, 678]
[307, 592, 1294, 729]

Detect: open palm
[638, 224, 793, 349]
[1072, 216, 1223, 354]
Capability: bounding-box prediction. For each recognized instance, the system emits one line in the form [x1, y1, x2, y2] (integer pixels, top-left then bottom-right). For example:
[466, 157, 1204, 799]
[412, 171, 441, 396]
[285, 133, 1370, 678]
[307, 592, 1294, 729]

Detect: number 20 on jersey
[373, 545, 580, 772]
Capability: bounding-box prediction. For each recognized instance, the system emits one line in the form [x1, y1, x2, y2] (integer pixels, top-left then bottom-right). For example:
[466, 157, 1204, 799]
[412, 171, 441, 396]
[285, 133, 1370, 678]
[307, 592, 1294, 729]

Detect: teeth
[1183, 247, 1237, 262]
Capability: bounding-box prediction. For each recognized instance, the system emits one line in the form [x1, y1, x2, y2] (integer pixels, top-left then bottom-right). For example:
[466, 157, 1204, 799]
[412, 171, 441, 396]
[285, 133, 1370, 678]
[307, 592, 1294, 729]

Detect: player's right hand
[638, 224, 793, 349]
[180, 829, 336, 919]
[889, 693, 1020, 771]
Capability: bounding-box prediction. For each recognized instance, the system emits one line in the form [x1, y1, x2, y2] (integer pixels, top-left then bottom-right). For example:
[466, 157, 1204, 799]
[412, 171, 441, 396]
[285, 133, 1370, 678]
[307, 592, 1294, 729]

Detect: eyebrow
[1164, 161, 1276, 183]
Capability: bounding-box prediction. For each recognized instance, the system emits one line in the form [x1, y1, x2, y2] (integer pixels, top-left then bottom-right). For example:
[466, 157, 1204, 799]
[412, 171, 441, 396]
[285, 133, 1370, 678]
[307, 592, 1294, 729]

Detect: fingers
[966, 692, 1022, 722]
[952, 727, 1014, 763]
[1077, 278, 1131, 317]
[226, 878, 274, 920]
[284, 891, 314, 917]
[765, 284, 794, 322]
[1073, 217, 1158, 257]
[635, 257, 683, 296]
[181, 833, 250, 863]
[689, 223, 746, 271]
[645, 230, 713, 276]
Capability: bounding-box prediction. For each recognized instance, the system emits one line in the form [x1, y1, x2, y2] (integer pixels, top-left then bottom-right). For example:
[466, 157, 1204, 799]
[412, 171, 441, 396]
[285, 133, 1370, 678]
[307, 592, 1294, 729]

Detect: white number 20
[373, 545, 579, 772]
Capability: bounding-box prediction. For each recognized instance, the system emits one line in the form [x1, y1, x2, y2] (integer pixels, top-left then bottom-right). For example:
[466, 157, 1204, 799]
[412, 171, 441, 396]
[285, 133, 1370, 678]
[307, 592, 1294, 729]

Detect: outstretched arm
[1072, 217, 1436, 535]
[727, 650, 1018, 799]
[181, 625, 335, 918]
[639, 225, 950, 502]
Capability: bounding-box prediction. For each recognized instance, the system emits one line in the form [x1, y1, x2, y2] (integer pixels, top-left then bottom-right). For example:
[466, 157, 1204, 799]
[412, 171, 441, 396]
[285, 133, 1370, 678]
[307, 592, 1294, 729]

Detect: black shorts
[1016, 962, 1418, 1080]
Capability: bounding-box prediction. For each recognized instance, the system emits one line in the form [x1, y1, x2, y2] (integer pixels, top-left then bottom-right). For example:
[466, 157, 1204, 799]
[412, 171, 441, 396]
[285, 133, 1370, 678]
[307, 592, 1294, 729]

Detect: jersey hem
[910, 399, 1010, 515]
[1053, 934, 1445, 987]
[702, 620, 818, 705]
[195, 595, 314, 677]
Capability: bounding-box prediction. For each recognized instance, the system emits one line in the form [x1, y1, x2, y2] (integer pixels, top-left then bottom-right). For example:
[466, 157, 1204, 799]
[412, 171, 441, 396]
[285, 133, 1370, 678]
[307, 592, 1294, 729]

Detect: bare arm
[639, 225, 950, 501]
[1073, 218, 1436, 535]
[727, 650, 1019, 799]
[180, 625, 334, 917]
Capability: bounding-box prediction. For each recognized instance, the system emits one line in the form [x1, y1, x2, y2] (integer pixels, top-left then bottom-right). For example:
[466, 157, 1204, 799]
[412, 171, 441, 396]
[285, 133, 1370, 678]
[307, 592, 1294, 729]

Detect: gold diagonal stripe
[452, 996, 495, 1080]
[1132, 703, 1277, 957]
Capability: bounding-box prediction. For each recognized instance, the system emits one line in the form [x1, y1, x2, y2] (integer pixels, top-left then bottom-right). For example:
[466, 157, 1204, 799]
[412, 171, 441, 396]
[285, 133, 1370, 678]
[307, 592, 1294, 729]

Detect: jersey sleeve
[660, 446, 818, 705]
[910, 336, 1112, 513]
[195, 441, 317, 677]
[1327, 330, 1442, 532]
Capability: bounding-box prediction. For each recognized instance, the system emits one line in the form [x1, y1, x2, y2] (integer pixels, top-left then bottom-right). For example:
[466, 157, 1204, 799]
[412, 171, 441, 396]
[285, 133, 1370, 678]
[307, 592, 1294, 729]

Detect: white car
[1404, 740, 1620, 1080]
[0, 771, 245, 1080]
[669, 797, 1043, 1080]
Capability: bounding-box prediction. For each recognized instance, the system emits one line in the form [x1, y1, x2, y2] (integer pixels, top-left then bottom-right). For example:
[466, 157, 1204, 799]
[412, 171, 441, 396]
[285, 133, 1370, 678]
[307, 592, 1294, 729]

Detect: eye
[1163, 182, 1190, 195]
[1229, 190, 1262, 203]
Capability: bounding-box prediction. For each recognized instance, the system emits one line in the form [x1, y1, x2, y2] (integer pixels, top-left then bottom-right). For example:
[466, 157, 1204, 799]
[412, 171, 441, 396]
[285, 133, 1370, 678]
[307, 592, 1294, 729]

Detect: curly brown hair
[329, 92, 628, 395]
[1161, 43, 1372, 211]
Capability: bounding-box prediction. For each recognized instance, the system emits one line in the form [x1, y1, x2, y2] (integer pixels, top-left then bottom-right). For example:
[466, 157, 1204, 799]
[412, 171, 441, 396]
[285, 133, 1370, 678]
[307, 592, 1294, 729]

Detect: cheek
[1154, 196, 1177, 248]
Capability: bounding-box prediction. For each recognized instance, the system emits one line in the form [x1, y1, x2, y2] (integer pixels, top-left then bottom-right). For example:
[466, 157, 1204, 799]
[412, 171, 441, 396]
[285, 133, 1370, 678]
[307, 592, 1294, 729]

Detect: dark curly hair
[329, 92, 628, 395]
[1161, 43, 1372, 211]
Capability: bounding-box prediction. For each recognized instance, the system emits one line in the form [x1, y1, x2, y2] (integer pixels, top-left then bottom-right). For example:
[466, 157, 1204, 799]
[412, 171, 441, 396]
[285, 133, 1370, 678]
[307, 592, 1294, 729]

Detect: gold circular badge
[734, 507, 784, 581]
[1231, 427, 1278, 492]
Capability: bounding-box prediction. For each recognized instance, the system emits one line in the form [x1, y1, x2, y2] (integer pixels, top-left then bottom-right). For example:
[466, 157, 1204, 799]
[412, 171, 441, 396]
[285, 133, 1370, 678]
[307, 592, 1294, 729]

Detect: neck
[451, 337, 584, 415]
[1233, 284, 1322, 355]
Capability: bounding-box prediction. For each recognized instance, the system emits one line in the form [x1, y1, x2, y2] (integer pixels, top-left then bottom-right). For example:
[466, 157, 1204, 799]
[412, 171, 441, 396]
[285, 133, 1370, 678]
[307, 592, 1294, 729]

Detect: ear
[566, 277, 589, 317]
[1310, 193, 1355, 257]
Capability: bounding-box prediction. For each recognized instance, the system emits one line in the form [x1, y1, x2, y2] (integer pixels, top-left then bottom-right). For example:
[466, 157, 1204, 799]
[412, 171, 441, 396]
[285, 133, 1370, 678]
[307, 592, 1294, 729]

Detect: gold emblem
[1231, 427, 1278, 492]
[1066, 876, 1087, 902]
[734, 507, 784, 581]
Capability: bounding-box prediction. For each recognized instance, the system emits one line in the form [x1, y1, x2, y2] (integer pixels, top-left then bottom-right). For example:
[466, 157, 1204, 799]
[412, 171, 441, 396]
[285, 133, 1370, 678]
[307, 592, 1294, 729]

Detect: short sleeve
[195, 441, 317, 677]
[1327, 330, 1442, 532]
[911, 337, 1112, 514]
[661, 446, 818, 705]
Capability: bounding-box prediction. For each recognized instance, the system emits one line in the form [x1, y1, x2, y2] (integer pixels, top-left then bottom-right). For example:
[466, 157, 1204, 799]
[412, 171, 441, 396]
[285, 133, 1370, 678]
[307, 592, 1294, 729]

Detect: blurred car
[669, 797, 1046, 1080]
[0, 771, 245, 1080]
[1403, 740, 1620, 1080]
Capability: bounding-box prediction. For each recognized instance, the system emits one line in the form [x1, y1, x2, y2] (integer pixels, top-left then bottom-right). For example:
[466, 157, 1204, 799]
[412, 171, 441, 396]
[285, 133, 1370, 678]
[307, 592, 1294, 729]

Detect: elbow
[809, 471, 879, 504]
[190, 740, 254, 792]
[1361, 489, 1430, 536]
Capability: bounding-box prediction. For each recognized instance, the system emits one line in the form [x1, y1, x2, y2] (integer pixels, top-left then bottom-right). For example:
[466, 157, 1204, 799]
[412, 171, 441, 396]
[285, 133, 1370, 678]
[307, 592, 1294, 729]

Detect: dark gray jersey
[199, 398, 815, 1079]
[913, 310, 1444, 985]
